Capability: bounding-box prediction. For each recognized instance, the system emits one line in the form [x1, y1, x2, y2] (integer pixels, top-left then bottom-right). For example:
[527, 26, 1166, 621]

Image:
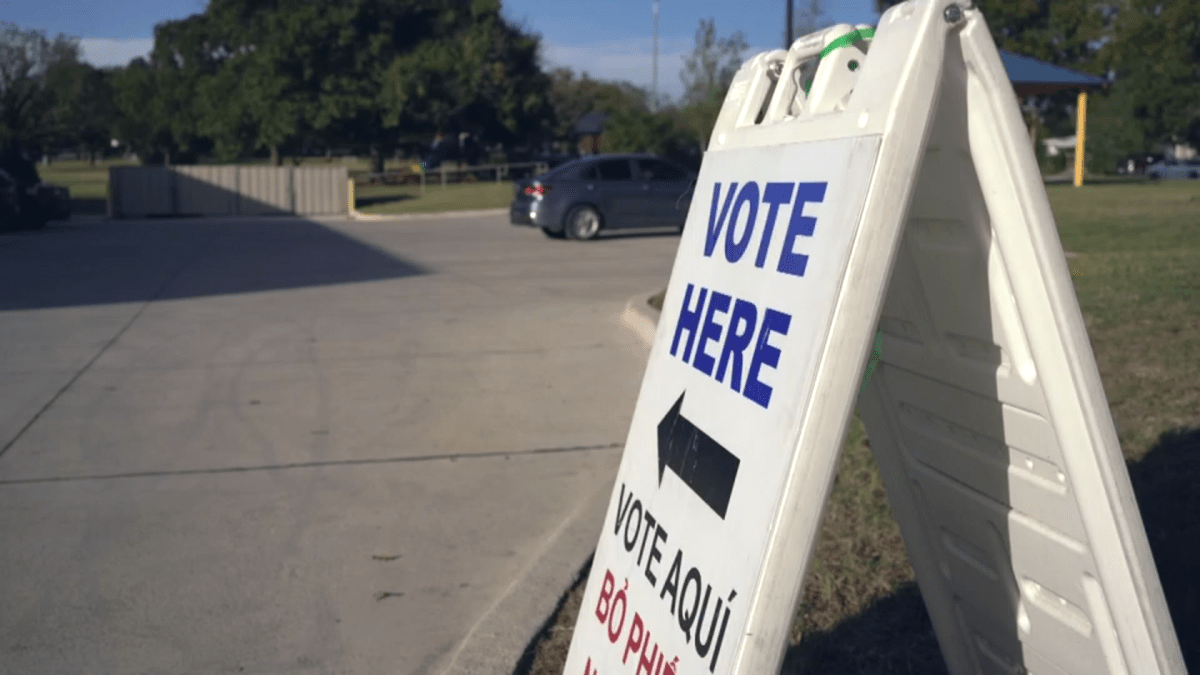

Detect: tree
[602, 106, 695, 167]
[178, 0, 555, 170]
[43, 62, 118, 163]
[379, 0, 554, 168]
[22, 0, 559, 168]
[1099, 0, 1200, 150]
[871, 1, 1134, 169]
[0, 22, 82, 152]
[1085, 83, 1148, 173]
[789, 0, 827, 43]
[195, 1, 317, 164]
[111, 14, 227, 165]
[111, 58, 171, 162]
[679, 19, 748, 151]
[545, 68, 651, 150]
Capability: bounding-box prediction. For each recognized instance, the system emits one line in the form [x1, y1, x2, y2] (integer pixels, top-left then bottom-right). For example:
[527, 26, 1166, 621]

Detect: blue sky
[7, 0, 881, 101]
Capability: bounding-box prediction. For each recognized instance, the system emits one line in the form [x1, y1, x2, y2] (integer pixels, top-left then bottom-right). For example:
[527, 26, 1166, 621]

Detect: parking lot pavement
[0, 216, 681, 674]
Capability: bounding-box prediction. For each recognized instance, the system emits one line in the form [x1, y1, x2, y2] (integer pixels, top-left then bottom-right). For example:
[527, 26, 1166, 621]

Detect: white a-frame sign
[563, 1, 1185, 674]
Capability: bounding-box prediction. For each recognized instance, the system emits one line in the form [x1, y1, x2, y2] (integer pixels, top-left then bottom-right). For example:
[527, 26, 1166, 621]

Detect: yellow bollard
[347, 178, 355, 212]
[1074, 90, 1087, 187]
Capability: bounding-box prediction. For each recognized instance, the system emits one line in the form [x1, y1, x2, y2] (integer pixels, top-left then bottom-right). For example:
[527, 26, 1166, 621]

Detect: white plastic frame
[704, 1, 1184, 674]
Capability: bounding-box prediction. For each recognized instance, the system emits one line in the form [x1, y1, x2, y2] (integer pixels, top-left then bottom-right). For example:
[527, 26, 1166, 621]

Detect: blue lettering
[692, 291, 731, 376]
[670, 284, 708, 363]
[777, 182, 827, 278]
[756, 182, 795, 268]
[744, 309, 792, 409]
[669, 284, 793, 409]
[715, 299, 758, 392]
[704, 182, 739, 258]
[724, 182, 760, 263]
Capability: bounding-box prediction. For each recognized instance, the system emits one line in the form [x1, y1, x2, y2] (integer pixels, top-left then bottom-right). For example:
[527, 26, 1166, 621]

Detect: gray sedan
[510, 153, 696, 240]
[1146, 159, 1200, 181]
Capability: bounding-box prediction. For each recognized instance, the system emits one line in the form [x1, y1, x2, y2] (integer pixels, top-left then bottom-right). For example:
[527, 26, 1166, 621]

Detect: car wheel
[1189, 171, 1199, 179]
[541, 226, 566, 239]
[565, 205, 602, 241]
[1148, 172, 1161, 180]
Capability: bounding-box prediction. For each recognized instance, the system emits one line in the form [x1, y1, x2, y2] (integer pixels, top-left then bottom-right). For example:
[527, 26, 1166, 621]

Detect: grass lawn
[37, 158, 139, 201]
[518, 180, 1200, 675]
[354, 180, 514, 215]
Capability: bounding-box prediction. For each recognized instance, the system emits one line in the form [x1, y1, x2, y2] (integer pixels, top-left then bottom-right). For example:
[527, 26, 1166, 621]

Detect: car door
[591, 158, 643, 228]
[636, 158, 694, 226]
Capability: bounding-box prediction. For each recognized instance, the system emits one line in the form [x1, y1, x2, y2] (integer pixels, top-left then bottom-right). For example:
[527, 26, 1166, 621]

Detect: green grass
[354, 180, 514, 215]
[37, 158, 138, 200]
[519, 180, 1200, 675]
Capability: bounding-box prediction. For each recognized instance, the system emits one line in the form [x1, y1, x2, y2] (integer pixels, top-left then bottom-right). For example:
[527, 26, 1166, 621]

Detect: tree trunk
[369, 144, 384, 174]
[270, 145, 280, 166]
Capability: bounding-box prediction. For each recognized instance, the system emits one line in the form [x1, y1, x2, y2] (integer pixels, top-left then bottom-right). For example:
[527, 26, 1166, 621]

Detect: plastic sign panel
[564, 1, 1184, 674]
[563, 137, 880, 675]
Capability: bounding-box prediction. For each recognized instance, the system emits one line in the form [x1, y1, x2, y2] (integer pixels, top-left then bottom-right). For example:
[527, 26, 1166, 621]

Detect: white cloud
[78, 37, 155, 68]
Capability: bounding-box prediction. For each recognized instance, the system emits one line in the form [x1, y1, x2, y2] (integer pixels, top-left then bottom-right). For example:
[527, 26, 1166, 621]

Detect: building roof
[999, 50, 1106, 96]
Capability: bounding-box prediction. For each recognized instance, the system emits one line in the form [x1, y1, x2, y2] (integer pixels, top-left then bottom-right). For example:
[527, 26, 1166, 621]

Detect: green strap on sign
[803, 27, 876, 94]
[859, 329, 883, 394]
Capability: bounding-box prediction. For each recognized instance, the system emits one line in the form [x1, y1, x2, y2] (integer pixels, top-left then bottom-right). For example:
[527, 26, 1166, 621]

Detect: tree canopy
[870, 0, 1199, 167]
[0, 22, 85, 151]
[62, 0, 554, 166]
[4, 1, 1197, 174]
[679, 18, 748, 151]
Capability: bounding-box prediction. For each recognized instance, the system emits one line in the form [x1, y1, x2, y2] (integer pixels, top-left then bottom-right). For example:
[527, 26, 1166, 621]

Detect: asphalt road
[0, 215, 681, 675]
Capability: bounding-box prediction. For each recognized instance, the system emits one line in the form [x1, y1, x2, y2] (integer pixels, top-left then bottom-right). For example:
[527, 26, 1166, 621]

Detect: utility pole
[786, 0, 794, 48]
[652, 0, 660, 112]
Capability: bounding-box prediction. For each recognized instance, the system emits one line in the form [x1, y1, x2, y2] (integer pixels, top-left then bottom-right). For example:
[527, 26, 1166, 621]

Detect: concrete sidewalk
[0, 215, 679, 674]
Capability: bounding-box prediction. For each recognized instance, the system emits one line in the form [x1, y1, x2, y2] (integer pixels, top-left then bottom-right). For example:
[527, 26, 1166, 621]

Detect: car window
[637, 159, 687, 182]
[542, 159, 583, 180]
[580, 164, 600, 181]
[595, 159, 633, 181]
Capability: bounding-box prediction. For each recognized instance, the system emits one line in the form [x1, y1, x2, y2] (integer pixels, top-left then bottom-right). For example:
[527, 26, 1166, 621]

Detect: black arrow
[656, 391, 740, 519]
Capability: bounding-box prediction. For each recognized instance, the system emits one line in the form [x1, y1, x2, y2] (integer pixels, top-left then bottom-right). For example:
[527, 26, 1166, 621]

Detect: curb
[348, 207, 507, 222]
[618, 291, 662, 348]
[454, 291, 663, 675]
[439, 470, 619, 675]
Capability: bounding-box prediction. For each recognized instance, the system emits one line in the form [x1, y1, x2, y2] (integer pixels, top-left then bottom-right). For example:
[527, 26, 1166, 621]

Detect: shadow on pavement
[354, 194, 415, 208]
[69, 198, 107, 215]
[0, 216, 427, 311]
[595, 228, 682, 241]
[781, 425, 1200, 674]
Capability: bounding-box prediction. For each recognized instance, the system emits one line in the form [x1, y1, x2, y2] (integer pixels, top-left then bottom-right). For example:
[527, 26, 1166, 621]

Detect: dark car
[510, 153, 696, 240]
[1146, 158, 1200, 181]
[0, 149, 71, 231]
